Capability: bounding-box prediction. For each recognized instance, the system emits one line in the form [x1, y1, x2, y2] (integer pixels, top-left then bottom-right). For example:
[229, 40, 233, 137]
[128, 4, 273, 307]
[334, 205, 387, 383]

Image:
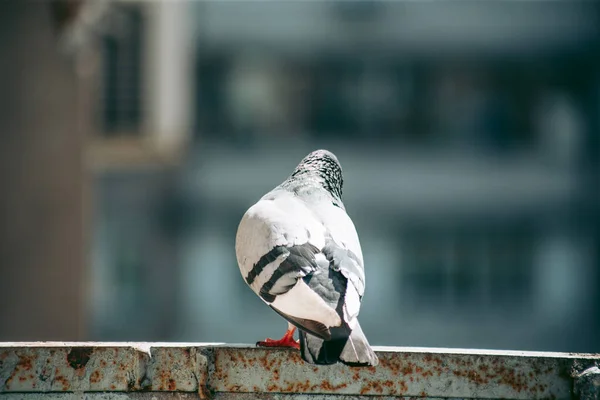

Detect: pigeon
[235, 149, 378, 366]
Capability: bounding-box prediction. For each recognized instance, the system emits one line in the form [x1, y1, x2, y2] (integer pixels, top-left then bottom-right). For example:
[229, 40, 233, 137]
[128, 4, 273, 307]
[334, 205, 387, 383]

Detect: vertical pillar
[144, 1, 193, 155]
[0, 2, 86, 340]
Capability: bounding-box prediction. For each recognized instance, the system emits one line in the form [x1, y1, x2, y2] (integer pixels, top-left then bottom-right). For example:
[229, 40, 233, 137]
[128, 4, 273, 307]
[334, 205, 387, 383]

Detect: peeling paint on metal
[67, 348, 93, 370]
[0, 343, 599, 399]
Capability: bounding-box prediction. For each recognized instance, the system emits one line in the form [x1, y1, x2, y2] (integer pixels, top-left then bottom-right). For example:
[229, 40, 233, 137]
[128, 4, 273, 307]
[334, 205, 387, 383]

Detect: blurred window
[194, 50, 591, 162]
[100, 3, 144, 136]
[400, 224, 534, 312]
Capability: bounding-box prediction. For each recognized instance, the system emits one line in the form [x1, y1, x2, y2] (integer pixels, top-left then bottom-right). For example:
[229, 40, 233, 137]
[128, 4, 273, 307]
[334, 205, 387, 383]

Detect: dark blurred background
[0, 0, 598, 353]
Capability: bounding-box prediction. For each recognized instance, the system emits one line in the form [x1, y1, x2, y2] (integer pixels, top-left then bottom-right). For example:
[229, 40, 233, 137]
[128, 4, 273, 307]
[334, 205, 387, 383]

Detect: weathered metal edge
[0, 343, 598, 399]
[2, 343, 598, 359]
[2, 394, 441, 399]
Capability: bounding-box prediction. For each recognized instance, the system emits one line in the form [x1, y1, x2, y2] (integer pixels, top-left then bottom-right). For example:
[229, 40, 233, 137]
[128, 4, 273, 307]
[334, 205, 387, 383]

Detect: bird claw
[256, 329, 300, 349]
[256, 338, 300, 349]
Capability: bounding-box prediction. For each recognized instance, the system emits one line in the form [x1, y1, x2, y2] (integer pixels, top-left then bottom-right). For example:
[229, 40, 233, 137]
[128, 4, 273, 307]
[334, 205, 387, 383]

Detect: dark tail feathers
[299, 321, 378, 366]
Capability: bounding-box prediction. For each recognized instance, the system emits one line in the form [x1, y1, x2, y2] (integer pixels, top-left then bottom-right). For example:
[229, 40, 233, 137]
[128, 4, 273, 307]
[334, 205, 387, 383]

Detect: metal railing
[0, 343, 598, 399]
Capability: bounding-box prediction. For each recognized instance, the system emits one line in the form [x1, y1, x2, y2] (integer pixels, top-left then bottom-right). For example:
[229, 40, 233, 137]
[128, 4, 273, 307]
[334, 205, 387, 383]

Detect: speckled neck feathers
[281, 150, 344, 202]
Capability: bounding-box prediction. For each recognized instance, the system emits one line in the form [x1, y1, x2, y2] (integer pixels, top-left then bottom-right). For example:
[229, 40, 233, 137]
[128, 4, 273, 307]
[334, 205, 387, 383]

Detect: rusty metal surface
[0, 395, 200, 399]
[1, 342, 599, 399]
[0, 396, 434, 400]
[2, 396, 437, 400]
[212, 346, 597, 399]
[0, 343, 209, 393]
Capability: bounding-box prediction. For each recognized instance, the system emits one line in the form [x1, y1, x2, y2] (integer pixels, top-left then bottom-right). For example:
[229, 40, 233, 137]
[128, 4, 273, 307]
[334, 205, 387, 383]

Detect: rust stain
[259, 355, 277, 371]
[402, 363, 414, 375]
[18, 355, 33, 371]
[439, 355, 552, 397]
[293, 379, 312, 392]
[371, 381, 383, 394]
[399, 380, 408, 393]
[54, 375, 69, 391]
[288, 351, 303, 364]
[90, 370, 102, 383]
[4, 354, 37, 389]
[67, 347, 93, 370]
[318, 380, 347, 391]
[262, 378, 348, 394]
[266, 384, 278, 392]
[168, 378, 176, 390]
[359, 380, 389, 395]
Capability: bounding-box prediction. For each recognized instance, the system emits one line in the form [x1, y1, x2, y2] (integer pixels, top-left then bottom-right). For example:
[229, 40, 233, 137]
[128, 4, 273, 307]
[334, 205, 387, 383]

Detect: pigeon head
[289, 150, 344, 200]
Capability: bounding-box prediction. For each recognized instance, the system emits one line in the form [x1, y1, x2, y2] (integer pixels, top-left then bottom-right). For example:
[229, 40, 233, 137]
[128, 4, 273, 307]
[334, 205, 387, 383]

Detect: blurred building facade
[6, 1, 597, 351]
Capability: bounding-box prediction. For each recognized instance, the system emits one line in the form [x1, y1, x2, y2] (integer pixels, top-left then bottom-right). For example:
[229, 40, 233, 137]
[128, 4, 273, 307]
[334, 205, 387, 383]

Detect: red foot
[256, 327, 300, 350]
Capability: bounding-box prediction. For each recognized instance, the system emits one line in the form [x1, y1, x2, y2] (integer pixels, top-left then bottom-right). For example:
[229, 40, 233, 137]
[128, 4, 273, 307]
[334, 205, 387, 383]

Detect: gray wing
[322, 236, 365, 296]
[255, 243, 320, 303]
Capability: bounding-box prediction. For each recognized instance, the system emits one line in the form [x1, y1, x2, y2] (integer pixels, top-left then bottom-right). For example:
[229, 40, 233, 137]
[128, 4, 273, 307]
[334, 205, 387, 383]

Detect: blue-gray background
[1, 1, 598, 353]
